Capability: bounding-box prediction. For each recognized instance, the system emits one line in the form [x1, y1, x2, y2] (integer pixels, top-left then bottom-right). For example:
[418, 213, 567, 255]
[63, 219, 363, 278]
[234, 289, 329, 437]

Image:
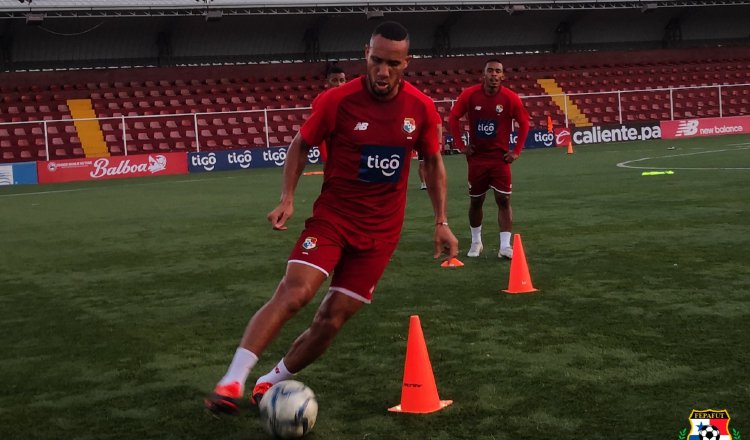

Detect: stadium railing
[1, 83, 749, 163]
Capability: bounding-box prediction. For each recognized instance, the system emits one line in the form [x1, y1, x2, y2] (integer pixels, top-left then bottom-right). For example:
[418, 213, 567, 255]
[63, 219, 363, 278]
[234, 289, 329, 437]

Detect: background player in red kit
[448, 59, 530, 259]
[205, 21, 458, 415]
[313, 65, 346, 162]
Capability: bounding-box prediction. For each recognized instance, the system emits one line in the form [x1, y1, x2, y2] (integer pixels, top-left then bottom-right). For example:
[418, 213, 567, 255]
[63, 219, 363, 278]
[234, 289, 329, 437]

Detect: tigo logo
[367, 154, 401, 177]
[191, 152, 217, 171]
[676, 119, 699, 137]
[476, 120, 497, 138]
[358, 145, 405, 183]
[263, 148, 287, 166]
[354, 122, 369, 131]
[228, 150, 253, 169]
[307, 147, 321, 164]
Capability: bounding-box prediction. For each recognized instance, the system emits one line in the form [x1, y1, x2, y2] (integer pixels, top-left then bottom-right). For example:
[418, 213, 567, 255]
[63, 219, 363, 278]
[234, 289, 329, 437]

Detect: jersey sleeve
[300, 90, 336, 147]
[448, 90, 469, 150]
[415, 102, 442, 156]
[511, 92, 530, 155]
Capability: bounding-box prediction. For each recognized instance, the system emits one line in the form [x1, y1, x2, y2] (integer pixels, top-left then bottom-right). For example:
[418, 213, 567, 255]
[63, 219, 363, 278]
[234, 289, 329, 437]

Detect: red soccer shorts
[287, 217, 398, 303]
[467, 156, 512, 196]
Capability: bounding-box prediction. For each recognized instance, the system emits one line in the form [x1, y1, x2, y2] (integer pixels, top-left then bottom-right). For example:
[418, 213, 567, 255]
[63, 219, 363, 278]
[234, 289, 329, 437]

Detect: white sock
[470, 226, 482, 244]
[218, 347, 259, 388]
[256, 358, 295, 386]
[500, 231, 512, 249]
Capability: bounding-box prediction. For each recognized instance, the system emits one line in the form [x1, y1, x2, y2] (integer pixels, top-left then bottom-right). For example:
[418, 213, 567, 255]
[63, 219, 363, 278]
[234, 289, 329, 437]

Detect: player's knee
[275, 278, 316, 314]
[496, 194, 510, 208]
[310, 312, 346, 340]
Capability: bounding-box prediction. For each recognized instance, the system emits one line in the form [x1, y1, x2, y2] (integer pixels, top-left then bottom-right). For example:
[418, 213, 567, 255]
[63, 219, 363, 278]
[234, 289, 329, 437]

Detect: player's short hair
[485, 58, 503, 67]
[327, 65, 345, 76]
[372, 21, 409, 42]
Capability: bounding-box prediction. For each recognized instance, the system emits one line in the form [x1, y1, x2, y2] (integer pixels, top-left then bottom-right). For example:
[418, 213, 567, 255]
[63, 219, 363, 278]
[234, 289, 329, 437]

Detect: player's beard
[369, 76, 397, 97]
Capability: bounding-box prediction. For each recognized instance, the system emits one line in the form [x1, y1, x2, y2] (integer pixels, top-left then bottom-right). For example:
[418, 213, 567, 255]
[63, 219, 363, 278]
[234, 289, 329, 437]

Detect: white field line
[616, 143, 750, 170]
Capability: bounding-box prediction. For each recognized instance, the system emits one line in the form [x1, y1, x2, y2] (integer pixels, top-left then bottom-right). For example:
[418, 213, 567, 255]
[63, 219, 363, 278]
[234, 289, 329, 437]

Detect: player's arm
[268, 90, 334, 230]
[267, 132, 310, 230]
[448, 93, 471, 155]
[422, 123, 458, 260]
[505, 94, 530, 162]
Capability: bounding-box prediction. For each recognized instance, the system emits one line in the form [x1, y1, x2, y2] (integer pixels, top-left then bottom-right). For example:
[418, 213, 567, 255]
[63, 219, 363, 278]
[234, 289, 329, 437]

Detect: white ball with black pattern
[259, 380, 318, 439]
[698, 425, 721, 440]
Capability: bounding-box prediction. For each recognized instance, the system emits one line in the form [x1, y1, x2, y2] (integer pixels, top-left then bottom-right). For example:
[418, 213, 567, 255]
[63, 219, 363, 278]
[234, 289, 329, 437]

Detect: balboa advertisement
[37, 152, 188, 184]
[661, 116, 750, 139]
[188, 146, 323, 173]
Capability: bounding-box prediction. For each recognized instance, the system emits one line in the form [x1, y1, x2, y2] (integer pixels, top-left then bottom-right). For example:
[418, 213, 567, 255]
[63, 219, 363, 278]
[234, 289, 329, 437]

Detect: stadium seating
[1, 47, 750, 163]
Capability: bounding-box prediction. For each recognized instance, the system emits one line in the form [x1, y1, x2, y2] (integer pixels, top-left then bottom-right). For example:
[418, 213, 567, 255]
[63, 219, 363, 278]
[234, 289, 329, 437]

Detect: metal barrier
[1, 82, 749, 161]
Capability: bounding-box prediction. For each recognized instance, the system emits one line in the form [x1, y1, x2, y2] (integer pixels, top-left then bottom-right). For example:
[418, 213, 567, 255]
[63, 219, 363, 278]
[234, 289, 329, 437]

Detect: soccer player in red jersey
[205, 21, 458, 415]
[312, 66, 346, 162]
[448, 59, 530, 259]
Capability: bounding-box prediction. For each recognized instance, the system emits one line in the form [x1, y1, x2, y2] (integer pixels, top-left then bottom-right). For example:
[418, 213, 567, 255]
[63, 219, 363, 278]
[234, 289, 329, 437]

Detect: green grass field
[2, 135, 749, 439]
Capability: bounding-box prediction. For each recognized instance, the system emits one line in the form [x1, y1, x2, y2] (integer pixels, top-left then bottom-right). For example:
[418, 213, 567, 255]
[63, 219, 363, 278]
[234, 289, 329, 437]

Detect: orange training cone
[567, 141, 574, 155]
[440, 257, 464, 268]
[502, 234, 539, 294]
[388, 315, 453, 414]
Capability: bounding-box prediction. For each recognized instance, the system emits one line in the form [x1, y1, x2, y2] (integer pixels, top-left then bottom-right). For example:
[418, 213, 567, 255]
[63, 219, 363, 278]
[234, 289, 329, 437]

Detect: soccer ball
[699, 425, 721, 440]
[258, 380, 318, 439]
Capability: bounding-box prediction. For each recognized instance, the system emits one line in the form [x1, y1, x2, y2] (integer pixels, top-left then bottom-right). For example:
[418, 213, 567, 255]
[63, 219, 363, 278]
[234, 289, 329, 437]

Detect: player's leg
[286, 291, 364, 372]
[467, 194, 485, 257]
[494, 191, 513, 258]
[249, 289, 363, 404]
[240, 264, 329, 358]
[205, 263, 327, 415]
[467, 160, 489, 257]
[491, 161, 513, 259]
[252, 237, 396, 404]
[205, 219, 342, 415]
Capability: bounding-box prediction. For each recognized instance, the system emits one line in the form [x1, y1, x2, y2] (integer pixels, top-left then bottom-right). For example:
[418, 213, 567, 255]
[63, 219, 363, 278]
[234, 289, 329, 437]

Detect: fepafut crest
[302, 237, 318, 251]
[677, 409, 740, 440]
[402, 117, 416, 134]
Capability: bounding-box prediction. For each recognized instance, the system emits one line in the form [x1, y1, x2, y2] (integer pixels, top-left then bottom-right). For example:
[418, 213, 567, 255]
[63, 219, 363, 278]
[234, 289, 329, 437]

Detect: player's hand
[504, 151, 519, 163]
[267, 200, 294, 231]
[433, 224, 459, 260]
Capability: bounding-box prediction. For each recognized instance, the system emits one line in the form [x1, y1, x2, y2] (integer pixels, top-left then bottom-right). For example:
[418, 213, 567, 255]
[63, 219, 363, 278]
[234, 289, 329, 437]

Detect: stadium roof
[3, 0, 750, 17]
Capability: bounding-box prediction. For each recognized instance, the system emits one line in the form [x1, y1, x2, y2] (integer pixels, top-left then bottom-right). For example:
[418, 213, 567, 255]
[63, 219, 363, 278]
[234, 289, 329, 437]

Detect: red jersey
[300, 76, 441, 242]
[311, 90, 329, 162]
[448, 84, 530, 158]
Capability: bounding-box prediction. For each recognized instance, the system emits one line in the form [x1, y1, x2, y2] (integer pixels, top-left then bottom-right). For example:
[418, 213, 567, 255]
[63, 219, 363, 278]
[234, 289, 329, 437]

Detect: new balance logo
[676, 119, 699, 137]
[354, 122, 369, 131]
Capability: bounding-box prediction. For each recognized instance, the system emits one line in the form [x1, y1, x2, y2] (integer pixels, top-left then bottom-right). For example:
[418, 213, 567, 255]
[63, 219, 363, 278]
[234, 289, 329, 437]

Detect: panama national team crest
[677, 409, 738, 440]
[496, 104, 504, 114]
[403, 117, 416, 134]
[302, 237, 318, 251]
